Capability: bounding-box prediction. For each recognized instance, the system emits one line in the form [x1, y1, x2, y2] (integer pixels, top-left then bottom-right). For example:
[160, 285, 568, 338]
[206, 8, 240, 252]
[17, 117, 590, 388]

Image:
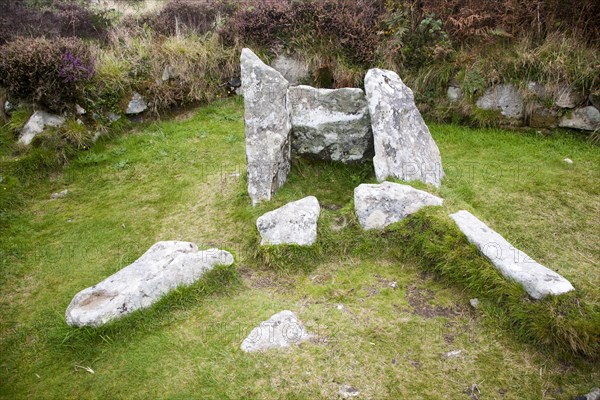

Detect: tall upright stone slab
[364, 68, 444, 187]
[241, 48, 292, 205]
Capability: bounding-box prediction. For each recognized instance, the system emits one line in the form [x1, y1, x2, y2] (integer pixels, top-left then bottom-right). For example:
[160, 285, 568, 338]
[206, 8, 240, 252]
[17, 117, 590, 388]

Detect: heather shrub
[221, 0, 386, 65]
[0, 37, 95, 112]
[220, 0, 293, 48]
[416, 0, 600, 43]
[0, 0, 111, 44]
[151, 0, 236, 36]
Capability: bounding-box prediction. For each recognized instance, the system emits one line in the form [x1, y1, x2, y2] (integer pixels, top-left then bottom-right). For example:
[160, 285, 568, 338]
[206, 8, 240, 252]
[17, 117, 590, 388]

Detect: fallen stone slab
[241, 310, 311, 352]
[256, 196, 320, 245]
[449, 210, 574, 299]
[354, 182, 443, 230]
[289, 85, 373, 163]
[241, 48, 292, 205]
[65, 241, 234, 327]
[19, 111, 66, 145]
[364, 68, 444, 187]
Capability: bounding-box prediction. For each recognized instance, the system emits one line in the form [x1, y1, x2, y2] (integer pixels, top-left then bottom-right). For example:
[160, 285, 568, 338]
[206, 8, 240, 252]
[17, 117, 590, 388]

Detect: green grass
[1, 98, 599, 399]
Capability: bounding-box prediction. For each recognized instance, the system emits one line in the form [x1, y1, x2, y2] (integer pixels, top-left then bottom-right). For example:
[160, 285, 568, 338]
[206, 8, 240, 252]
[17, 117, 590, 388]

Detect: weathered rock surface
[241, 48, 292, 205]
[449, 210, 574, 299]
[528, 103, 559, 128]
[575, 387, 600, 400]
[289, 85, 373, 163]
[554, 85, 585, 108]
[126, 92, 147, 115]
[271, 55, 310, 85]
[476, 84, 524, 119]
[241, 310, 311, 352]
[364, 68, 444, 187]
[558, 106, 600, 131]
[339, 384, 360, 398]
[354, 182, 443, 230]
[256, 196, 320, 245]
[447, 86, 463, 102]
[65, 241, 234, 327]
[51, 189, 68, 199]
[19, 111, 65, 145]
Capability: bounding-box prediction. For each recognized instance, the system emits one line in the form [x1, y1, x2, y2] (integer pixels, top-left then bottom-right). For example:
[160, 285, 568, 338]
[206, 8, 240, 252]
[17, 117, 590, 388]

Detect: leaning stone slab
[476, 84, 524, 119]
[559, 106, 600, 131]
[241, 48, 292, 205]
[241, 310, 311, 352]
[354, 182, 443, 230]
[289, 85, 373, 163]
[256, 196, 320, 246]
[364, 68, 444, 187]
[19, 111, 65, 145]
[65, 241, 234, 327]
[449, 210, 574, 299]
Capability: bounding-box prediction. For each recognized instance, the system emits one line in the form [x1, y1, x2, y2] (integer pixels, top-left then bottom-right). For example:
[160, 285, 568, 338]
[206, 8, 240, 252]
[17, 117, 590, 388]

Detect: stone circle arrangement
[65, 48, 574, 354]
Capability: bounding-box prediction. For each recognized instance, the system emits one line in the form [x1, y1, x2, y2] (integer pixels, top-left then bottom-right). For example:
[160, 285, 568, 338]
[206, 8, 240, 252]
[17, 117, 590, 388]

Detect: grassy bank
[1, 98, 598, 398]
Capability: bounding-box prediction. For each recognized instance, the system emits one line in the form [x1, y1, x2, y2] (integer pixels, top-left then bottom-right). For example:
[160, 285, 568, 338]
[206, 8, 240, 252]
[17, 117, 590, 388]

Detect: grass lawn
[0, 98, 598, 399]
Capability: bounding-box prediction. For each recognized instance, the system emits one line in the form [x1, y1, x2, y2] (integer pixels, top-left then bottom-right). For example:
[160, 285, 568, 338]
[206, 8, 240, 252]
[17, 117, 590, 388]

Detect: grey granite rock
[289, 85, 373, 163]
[271, 55, 310, 85]
[364, 68, 444, 187]
[256, 196, 320, 245]
[354, 182, 443, 230]
[450, 210, 574, 299]
[65, 241, 234, 327]
[19, 111, 66, 145]
[241, 310, 311, 352]
[559, 106, 600, 131]
[476, 84, 524, 119]
[126, 92, 147, 115]
[241, 48, 292, 205]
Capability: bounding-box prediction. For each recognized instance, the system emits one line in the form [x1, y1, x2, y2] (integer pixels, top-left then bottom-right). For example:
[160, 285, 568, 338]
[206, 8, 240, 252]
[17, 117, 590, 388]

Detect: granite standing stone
[241, 48, 292, 205]
[364, 68, 444, 187]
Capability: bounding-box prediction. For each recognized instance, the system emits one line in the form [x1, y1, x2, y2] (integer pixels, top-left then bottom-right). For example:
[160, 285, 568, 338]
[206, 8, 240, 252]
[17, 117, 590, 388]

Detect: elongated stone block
[66, 241, 234, 327]
[450, 210, 574, 299]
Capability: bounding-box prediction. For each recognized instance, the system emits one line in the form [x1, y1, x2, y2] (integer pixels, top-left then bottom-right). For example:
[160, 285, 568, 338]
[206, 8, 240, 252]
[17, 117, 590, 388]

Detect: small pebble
[444, 350, 463, 359]
[339, 384, 360, 398]
[51, 189, 69, 199]
[564, 158, 574, 164]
